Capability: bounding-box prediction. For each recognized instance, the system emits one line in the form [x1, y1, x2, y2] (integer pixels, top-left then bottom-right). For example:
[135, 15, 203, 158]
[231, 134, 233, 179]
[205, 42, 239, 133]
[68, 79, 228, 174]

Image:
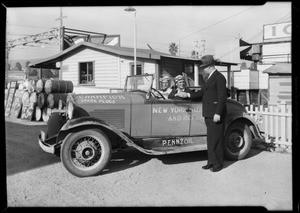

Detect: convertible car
[38, 74, 264, 177]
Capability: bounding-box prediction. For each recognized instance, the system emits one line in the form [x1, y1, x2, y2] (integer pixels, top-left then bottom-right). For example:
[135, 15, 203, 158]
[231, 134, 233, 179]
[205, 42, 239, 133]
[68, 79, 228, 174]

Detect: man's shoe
[202, 164, 213, 170]
[210, 166, 223, 172]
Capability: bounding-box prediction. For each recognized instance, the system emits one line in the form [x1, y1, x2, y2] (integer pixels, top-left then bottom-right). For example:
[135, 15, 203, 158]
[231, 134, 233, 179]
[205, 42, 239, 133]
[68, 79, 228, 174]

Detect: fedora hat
[199, 55, 215, 68]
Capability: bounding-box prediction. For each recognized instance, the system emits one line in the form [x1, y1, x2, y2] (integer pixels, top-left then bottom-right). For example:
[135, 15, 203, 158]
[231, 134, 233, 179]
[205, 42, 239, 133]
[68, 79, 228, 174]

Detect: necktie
[204, 75, 209, 83]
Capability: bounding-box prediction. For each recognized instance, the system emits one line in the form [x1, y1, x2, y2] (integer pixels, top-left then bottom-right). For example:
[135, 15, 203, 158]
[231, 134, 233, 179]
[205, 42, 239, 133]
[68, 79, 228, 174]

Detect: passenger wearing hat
[168, 74, 192, 100]
[159, 76, 172, 99]
[176, 55, 227, 172]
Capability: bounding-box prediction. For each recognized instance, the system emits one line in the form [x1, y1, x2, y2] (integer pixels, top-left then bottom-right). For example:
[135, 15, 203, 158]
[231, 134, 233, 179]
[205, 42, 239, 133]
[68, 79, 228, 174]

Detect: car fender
[225, 114, 264, 142]
[56, 116, 162, 155]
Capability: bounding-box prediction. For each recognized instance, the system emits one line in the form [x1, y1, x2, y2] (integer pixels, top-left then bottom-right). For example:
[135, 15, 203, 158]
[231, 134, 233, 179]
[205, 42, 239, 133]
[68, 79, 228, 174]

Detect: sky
[6, 2, 291, 62]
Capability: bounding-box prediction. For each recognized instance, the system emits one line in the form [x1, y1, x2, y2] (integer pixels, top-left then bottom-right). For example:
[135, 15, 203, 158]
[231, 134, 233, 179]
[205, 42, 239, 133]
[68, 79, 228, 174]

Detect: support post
[194, 63, 199, 86]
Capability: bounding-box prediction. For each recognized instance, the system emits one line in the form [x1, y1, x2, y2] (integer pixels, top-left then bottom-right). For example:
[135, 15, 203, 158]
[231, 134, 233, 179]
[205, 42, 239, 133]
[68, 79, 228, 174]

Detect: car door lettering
[152, 106, 202, 122]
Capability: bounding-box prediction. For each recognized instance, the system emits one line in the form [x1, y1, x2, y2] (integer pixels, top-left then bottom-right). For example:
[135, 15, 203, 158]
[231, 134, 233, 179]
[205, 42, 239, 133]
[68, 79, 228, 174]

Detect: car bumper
[38, 131, 58, 154]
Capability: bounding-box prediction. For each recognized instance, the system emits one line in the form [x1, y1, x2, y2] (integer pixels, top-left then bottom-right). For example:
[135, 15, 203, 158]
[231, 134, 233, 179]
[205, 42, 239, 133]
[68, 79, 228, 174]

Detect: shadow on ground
[101, 148, 154, 175]
[157, 147, 264, 170]
[6, 121, 61, 176]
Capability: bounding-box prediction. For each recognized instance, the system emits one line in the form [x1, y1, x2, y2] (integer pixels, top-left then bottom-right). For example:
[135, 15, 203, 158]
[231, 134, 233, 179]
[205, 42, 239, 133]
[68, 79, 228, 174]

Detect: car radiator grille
[89, 109, 125, 130]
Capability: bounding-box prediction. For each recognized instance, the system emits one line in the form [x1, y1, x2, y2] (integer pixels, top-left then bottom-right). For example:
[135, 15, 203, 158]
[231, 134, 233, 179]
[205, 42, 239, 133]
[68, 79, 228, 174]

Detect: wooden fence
[246, 104, 292, 148]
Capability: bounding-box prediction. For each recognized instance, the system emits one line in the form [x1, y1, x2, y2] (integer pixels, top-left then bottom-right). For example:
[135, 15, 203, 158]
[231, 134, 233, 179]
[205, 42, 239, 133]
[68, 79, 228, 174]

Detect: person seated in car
[168, 75, 193, 100]
[159, 76, 172, 99]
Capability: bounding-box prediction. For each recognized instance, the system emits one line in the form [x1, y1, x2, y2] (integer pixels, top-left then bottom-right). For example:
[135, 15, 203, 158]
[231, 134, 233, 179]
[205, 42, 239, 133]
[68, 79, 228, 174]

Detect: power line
[7, 23, 56, 29]
[155, 6, 257, 51]
[217, 13, 291, 60]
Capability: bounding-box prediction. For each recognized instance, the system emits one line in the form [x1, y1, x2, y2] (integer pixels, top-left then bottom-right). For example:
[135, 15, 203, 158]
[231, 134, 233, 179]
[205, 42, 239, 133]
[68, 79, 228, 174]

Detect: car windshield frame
[124, 74, 154, 92]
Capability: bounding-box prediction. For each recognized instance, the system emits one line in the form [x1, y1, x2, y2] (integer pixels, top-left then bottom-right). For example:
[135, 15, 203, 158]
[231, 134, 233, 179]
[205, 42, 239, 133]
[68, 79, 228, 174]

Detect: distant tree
[14, 62, 22, 71]
[28, 68, 38, 77]
[25, 61, 31, 68]
[169, 42, 178, 56]
[42, 69, 55, 79]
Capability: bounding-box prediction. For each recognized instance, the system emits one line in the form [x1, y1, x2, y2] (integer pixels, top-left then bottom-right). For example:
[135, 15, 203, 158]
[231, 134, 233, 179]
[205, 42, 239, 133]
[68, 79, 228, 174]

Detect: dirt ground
[4, 118, 293, 210]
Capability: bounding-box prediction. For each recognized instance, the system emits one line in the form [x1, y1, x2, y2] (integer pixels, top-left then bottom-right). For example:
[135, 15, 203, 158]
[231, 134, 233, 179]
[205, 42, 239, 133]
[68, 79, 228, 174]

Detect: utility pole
[54, 7, 67, 80]
[55, 7, 67, 51]
[200, 38, 206, 58]
[194, 40, 199, 58]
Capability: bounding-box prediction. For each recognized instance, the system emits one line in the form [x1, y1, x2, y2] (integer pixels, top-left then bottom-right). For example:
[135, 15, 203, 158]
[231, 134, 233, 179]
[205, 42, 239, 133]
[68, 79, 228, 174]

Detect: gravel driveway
[5, 119, 293, 210]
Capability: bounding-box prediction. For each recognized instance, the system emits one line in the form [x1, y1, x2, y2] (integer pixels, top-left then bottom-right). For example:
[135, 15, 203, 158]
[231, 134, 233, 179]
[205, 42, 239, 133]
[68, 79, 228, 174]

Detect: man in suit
[168, 75, 193, 100]
[176, 55, 227, 172]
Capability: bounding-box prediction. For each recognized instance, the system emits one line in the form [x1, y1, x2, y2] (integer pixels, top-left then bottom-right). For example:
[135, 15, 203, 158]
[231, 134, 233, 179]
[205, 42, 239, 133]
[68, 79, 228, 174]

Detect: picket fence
[246, 104, 292, 148]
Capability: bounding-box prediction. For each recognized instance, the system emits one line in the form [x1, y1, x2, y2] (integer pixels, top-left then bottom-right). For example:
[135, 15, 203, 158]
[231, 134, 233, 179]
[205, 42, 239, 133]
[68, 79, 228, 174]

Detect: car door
[189, 101, 207, 136]
[151, 99, 191, 137]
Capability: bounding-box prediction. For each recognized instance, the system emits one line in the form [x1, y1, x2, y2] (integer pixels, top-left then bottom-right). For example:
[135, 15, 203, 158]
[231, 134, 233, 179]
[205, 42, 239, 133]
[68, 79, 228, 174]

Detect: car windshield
[124, 75, 153, 92]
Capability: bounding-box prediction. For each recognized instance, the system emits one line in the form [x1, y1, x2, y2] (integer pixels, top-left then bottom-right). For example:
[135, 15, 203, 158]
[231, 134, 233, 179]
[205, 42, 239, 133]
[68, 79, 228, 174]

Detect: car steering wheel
[150, 88, 166, 100]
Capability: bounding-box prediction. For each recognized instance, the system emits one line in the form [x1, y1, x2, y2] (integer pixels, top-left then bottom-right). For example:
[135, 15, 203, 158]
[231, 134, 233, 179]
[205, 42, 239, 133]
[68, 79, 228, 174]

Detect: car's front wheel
[60, 129, 112, 177]
[224, 121, 252, 160]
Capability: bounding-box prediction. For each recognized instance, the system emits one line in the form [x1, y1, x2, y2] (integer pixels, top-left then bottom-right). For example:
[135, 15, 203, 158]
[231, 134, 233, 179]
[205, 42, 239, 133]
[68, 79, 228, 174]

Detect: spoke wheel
[61, 129, 111, 177]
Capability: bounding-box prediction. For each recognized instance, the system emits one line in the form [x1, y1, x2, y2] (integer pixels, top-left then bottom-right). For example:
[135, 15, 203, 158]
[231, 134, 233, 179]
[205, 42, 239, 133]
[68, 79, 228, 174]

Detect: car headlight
[66, 101, 74, 120]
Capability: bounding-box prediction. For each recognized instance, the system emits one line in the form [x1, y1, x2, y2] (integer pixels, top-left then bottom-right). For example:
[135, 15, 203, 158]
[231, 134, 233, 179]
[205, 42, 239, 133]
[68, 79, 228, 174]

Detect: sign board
[5, 81, 18, 116]
[262, 42, 291, 63]
[263, 22, 291, 41]
[10, 89, 26, 119]
[262, 42, 291, 55]
[7, 71, 26, 81]
[21, 102, 36, 121]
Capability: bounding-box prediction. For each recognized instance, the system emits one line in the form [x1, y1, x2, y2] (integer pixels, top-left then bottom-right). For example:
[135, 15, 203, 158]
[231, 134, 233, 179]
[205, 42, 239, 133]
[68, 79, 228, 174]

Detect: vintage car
[38, 74, 264, 177]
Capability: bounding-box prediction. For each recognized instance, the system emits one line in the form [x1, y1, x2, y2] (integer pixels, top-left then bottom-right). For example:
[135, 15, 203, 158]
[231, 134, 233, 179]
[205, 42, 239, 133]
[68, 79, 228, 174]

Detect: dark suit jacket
[168, 87, 193, 100]
[190, 70, 227, 118]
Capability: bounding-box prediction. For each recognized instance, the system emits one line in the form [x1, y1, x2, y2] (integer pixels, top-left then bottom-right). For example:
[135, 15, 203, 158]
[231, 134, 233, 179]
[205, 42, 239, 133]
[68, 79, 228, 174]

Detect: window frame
[129, 61, 144, 75]
[78, 61, 95, 86]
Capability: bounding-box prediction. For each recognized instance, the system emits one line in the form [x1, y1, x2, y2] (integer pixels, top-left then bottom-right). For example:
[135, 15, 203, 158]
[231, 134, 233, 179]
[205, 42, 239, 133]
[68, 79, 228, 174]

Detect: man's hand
[213, 114, 221, 122]
[175, 92, 189, 98]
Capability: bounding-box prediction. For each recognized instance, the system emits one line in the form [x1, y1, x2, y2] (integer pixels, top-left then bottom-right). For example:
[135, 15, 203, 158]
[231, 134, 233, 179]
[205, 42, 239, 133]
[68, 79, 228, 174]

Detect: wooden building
[263, 62, 291, 106]
[29, 41, 236, 94]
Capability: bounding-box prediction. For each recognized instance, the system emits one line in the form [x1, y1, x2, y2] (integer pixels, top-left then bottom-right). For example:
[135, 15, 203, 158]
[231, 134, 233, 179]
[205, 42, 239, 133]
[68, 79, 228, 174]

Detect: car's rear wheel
[60, 129, 111, 177]
[224, 121, 252, 160]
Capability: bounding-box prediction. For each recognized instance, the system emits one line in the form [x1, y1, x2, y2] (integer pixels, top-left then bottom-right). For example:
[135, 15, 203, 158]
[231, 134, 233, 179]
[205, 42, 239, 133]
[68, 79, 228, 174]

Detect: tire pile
[8, 79, 73, 123]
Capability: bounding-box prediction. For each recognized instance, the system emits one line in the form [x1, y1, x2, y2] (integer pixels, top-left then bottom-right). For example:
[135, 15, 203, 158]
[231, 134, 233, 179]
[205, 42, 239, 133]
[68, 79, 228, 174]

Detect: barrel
[35, 106, 42, 121]
[42, 107, 52, 123]
[44, 79, 73, 94]
[37, 93, 48, 109]
[29, 92, 38, 103]
[28, 79, 37, 93]
[46, 93, 68, 109]
[21, 91, 30, 105]
[36, 79, 46, 93]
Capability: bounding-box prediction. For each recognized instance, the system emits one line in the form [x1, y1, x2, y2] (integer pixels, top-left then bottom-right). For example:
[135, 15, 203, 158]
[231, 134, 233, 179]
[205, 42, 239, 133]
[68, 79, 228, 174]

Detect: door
[189, 101, 207, 135]
[151, 100, 191, 137]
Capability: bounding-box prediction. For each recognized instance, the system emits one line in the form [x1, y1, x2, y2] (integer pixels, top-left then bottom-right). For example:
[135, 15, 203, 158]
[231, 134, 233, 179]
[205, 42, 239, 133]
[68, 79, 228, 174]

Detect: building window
[130, 62, 144, 75]
[79, 62, 94, 84]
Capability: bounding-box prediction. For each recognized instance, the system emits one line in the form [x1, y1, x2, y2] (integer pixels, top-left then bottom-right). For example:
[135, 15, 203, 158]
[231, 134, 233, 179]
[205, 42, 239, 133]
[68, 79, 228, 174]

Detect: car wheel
[224, 121, 252, 160]
[60, 129, 112, 177]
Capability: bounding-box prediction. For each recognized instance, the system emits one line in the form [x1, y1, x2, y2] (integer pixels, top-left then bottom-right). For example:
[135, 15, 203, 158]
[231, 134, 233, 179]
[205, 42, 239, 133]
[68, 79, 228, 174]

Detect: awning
[262, 63, 291, 74]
